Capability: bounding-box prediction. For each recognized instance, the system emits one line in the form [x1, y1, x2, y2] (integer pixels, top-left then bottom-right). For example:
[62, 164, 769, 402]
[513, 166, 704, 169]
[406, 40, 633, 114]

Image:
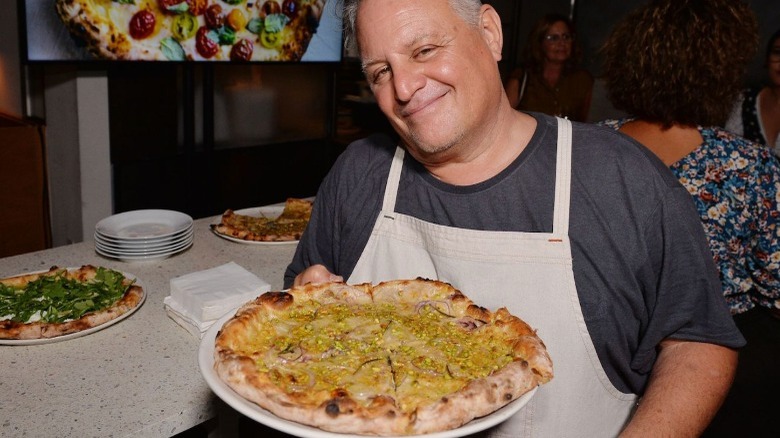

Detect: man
[285, 0, 743, 435]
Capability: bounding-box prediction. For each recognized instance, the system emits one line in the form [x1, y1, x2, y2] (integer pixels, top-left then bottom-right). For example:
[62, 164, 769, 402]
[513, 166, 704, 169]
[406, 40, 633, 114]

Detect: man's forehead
[356, 2, 458, 54]
[355, 0, 458, 35]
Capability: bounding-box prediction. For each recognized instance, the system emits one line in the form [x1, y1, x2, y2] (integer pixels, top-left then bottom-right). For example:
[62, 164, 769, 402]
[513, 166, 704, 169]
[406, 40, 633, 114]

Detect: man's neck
[420, 111, 537, 186]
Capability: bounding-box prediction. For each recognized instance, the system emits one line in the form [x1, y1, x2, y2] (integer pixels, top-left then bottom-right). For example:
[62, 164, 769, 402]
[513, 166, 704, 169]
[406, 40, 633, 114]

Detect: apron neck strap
[382, 118, 573, 235]
[382, 146, 406, 212]
[553, 117, 573, 235]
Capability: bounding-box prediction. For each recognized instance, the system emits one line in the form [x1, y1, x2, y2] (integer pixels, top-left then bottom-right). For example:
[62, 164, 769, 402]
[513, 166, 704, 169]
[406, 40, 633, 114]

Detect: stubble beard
[404, 118, 467, 158]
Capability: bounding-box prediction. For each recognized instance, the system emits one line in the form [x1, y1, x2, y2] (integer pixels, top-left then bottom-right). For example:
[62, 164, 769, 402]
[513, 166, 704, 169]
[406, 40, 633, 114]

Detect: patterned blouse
[601, 119, 780, 315]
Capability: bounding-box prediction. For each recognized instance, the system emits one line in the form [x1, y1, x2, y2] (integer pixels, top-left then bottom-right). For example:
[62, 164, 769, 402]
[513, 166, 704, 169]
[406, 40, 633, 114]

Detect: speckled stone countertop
[0, 215, 296, 437]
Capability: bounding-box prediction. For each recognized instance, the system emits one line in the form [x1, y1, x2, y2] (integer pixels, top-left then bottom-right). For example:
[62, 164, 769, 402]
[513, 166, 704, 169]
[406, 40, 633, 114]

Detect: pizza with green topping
[0, 265, 144, 340]
[54, 0, 326, 61]
[213, 278, 553, 435]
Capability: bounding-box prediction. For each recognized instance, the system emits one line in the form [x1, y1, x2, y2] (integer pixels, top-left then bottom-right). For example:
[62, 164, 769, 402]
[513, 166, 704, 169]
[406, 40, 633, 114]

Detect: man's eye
[415, 47, 436, 58]
[371, 67, 390, 83]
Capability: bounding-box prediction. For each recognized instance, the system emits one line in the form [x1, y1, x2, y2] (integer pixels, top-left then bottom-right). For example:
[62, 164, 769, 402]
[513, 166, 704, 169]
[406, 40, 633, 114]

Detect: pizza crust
[55, 0, 145, 60]
[214, 278, 553, 435]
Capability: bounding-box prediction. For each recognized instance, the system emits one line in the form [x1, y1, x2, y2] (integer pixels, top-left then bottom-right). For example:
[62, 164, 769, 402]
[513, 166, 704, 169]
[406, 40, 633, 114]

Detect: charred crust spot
[71, 320, 90, 331]
[440, 396, 449, 404]
[332, 389, 349, 397]
[325, 402, 340, 417]
[259, 291, 293, 307]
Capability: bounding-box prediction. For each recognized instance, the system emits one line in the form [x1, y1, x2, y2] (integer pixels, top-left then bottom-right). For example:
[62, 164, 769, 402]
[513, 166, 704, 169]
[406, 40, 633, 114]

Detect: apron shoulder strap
[382, 146, 406, 212]
[553, 118, 573, 236]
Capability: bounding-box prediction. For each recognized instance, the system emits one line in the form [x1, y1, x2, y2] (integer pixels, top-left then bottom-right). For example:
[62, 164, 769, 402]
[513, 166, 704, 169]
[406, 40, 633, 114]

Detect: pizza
[0, 265, 144, 340]
[213, 278, 553, 435]
[212, 198, 313, 242]
[54, 0, 327, 61]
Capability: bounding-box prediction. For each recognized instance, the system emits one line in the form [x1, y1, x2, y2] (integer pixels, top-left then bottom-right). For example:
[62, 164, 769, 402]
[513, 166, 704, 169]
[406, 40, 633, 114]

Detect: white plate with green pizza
[0, 266, 145, 345]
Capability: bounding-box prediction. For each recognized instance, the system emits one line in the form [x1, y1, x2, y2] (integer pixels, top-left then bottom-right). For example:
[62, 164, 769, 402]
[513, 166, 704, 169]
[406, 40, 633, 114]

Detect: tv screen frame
[19, 0, 344, 63]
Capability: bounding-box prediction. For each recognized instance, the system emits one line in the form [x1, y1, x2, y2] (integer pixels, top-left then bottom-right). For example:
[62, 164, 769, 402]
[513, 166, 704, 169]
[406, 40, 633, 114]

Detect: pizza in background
[54, 0, 327, 61]
[212, 198, 313, 242]
[213, 278, 553, 435]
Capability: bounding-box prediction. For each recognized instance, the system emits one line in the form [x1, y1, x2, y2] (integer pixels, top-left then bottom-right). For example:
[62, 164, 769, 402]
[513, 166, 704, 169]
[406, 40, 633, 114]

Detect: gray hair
[341, 0, 483, 54]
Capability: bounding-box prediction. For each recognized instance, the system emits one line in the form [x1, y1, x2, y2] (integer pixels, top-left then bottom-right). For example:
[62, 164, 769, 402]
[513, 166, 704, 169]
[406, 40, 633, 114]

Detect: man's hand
[620, 340, 737, 437]
[293, 264, 344, 287]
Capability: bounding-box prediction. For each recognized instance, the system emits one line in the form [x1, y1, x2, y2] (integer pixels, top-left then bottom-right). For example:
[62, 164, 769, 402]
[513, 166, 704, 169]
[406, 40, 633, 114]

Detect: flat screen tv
[20, 0, 343, 63]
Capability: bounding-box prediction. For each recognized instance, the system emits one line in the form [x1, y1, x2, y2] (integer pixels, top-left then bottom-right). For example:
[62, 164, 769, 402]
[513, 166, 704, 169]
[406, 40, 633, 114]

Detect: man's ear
[479, 5, 503, 61]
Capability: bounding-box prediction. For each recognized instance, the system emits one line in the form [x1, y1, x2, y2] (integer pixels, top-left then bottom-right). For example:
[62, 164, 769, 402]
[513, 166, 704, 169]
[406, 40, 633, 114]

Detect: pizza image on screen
[54, 0, 327, 61]
[213, 278, 553, 435]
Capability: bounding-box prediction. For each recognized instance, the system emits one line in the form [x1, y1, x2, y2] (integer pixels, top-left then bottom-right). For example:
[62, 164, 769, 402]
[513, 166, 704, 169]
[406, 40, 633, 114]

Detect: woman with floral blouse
[600, 1, 779, 434]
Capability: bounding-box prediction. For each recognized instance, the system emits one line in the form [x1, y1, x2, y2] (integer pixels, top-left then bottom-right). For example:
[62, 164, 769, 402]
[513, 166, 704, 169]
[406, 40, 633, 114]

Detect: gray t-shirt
[285, 112, 744, 394]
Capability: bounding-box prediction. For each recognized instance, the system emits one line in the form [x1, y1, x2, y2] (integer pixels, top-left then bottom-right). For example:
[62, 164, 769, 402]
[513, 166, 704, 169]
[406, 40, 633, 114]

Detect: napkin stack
[163, 262, 271, 338]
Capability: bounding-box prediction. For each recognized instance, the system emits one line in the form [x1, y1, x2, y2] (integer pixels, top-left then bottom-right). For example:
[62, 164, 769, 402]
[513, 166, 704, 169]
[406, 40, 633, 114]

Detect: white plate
[0, 269, 146, 346]
[211, 206, 300, 246]
[95, 229, 194, 252]
[199, 310, 537, 438]
[95, 239, 193, 262]
[95, 243, 192, 262]
[96, 210, 193, 241]
[95, 233, 193, 254]
[95, 225, 193, 247]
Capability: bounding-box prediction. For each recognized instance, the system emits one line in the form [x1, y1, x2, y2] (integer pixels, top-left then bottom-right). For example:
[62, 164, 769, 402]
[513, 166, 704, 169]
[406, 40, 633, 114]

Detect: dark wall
[746, 0, 780, 86]
[573, 0, 637, 78]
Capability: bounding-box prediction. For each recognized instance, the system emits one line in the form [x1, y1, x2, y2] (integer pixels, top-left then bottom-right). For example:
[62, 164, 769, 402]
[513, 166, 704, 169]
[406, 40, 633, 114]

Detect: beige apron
[348, 119, 638, 437]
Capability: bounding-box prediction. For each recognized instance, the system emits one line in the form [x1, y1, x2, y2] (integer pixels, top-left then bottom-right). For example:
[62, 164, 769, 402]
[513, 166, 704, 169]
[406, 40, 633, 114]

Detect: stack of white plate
[94, 210, 194, 262]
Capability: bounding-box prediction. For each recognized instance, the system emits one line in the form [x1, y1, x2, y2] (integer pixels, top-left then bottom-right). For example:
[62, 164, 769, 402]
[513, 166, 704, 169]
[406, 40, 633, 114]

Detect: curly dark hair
[522, 13, 583, 74]
[601, 0, 759, 127]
